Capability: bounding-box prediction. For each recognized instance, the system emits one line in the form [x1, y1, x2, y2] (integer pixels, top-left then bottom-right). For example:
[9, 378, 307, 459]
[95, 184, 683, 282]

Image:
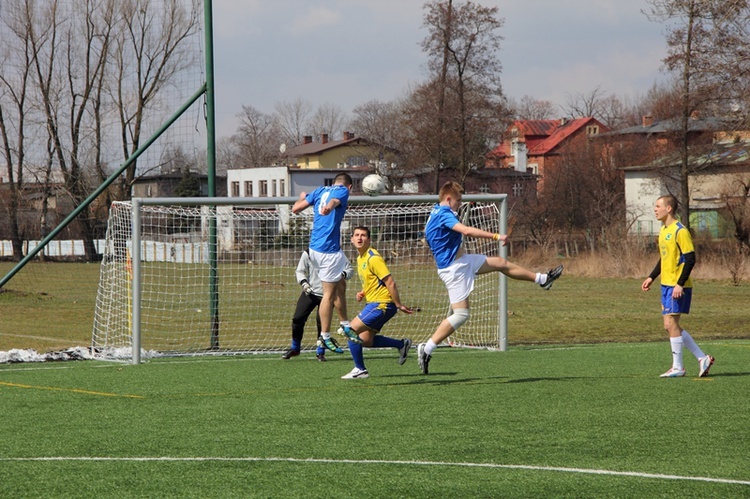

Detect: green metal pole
[204, 0, 220, 349]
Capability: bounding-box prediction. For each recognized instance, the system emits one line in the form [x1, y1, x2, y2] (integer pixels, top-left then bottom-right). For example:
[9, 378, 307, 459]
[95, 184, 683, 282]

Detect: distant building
[131, 171, 227, 198]
[488, 117, 609, 192]
[608, 116, 748, 236]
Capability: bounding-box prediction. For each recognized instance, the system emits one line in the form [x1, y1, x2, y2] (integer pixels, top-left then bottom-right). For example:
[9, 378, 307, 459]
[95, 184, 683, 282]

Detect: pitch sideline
[1, 456, 748, 486]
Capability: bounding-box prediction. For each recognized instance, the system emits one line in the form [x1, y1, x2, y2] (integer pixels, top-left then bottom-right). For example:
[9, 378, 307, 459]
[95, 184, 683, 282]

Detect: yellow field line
[0, 381, 144, 399]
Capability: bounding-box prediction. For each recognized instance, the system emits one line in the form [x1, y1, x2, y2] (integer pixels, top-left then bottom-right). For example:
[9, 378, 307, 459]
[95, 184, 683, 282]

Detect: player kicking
[340, 226, 414, 379]
[418, 181, 563, 374]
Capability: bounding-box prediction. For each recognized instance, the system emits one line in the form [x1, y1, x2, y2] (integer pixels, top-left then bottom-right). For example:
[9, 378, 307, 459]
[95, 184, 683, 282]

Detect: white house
[623, 139, 750, 237]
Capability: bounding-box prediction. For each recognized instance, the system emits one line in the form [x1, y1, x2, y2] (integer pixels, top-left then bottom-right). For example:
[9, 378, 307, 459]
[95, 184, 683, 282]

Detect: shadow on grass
[709, 371, 750, 378]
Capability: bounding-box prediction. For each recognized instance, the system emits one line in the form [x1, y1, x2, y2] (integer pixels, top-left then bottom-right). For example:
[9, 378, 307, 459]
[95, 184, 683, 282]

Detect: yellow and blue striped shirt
[658, 221, 694, 288]
[356, 247, 393, 304]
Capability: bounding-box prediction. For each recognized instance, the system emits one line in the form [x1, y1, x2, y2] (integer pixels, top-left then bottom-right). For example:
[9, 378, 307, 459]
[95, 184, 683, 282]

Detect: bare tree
[228, 105, 284, 168]
[511, 95, 558, 120]
[308, 102, 348, 142]
[0, 0, 36, 259]
[112, 0, 201, 193]
[26, 0, 117, 260]
[563, 85, 631, 130]
[420, 0, 508, 189]
[720, 173, 750, 252]
[645, 0, 750, 228]
[274, 97, 313, 147]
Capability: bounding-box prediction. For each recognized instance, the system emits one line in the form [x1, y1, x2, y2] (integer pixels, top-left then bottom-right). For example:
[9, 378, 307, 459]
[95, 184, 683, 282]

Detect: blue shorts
[357, 302, 397, 332]
[661, 285, 692, 315]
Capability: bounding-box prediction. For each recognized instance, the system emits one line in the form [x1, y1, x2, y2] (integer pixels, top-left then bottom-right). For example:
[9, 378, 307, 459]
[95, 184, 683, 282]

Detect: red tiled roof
[529, 117, 599, 155]
[489, 117, 607, 159]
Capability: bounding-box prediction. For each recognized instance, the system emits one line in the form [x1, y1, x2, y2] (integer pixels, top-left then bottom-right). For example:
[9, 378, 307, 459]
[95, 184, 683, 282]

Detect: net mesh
[93, 198, 505, 359]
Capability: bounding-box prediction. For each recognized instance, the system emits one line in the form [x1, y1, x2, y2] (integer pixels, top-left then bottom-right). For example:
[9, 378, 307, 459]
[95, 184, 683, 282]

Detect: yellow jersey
[356, 247, 393, 303]
[658, 221, 694, 288]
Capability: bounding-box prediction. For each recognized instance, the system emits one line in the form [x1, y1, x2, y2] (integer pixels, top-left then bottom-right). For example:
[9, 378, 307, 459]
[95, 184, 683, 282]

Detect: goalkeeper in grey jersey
[282, 250, 352, 361]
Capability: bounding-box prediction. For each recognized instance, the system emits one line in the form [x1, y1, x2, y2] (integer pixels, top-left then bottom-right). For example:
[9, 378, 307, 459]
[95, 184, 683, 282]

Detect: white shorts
[309, 248, 350, 283]
[437, 254, 487, 304]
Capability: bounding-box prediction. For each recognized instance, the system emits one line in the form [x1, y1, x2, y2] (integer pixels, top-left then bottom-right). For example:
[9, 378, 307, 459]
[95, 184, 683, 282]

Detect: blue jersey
[425, 204, 462, 269]
[306, 185, 349, 253]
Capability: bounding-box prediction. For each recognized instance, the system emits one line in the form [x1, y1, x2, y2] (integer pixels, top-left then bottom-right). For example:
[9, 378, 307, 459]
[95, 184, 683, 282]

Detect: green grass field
[2, 261, 750, 351]
[1, 262, 749, 496]
[0, 342, 748, 497]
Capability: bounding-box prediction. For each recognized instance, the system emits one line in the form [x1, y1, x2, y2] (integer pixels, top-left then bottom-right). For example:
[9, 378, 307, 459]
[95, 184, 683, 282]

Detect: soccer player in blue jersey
[340, 226, 414, 379]
[641, 194, 714, 378]
[292, 173, 360, 354]
[417, 181, 563, 374]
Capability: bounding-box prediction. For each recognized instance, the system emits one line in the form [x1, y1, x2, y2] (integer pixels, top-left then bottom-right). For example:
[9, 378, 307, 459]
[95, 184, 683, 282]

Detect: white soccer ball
[362, 174, 387, 196]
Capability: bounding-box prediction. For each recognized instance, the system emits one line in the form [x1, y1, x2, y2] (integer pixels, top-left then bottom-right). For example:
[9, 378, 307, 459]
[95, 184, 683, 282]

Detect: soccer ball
[362, 174, 387, 196]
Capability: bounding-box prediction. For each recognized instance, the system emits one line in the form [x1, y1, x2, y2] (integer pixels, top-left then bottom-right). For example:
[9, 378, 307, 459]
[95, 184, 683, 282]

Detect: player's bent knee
[447, 308, 470, 330]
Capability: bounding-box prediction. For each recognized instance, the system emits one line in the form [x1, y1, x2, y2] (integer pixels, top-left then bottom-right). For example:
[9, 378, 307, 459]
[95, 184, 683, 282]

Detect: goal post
[93, 194, 508, 363]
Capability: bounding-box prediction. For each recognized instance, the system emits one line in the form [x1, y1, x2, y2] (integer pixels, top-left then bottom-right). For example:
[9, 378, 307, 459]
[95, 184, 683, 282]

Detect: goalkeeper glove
[300, 279, 314, 295]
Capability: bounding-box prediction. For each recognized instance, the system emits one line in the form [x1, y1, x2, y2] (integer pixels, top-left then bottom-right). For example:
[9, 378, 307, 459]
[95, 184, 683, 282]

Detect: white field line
[0, 456, 748, 486]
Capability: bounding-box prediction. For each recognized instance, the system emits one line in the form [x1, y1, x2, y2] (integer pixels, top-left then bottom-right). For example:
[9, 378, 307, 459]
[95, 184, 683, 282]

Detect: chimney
[322, 133, 328, 144]
[560, 117, 568, 126]
[303, 135, 312, 144]
[642, 115, 653, 127]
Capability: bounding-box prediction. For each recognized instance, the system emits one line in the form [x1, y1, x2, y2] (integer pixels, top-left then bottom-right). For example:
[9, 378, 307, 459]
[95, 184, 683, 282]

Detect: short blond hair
[438, 181, 463, 202]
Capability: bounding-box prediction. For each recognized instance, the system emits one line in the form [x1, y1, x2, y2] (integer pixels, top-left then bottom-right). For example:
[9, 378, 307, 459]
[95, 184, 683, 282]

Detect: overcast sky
[211, 0, 670, 138]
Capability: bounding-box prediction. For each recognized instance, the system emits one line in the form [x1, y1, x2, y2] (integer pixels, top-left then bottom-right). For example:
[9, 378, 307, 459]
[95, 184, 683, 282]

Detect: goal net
[92, 195, 508, 362]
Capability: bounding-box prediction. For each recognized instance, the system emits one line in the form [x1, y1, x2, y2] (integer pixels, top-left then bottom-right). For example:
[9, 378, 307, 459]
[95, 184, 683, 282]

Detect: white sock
[424, 339, 438, 356]
[321, 332, 331, 340]
[535, 272, 546, 285]
[670, 336, 684, 370]
[680, 330, 705, 360]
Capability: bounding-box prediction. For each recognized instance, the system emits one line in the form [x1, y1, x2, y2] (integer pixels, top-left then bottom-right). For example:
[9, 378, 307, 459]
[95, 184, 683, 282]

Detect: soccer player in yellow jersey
[641, 195, 714, 378]
[339, 226, 414, 379]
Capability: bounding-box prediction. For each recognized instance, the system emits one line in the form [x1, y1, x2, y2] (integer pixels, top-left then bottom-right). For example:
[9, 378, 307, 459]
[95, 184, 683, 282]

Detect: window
[271, 180, 277, 197]
[346, 156, 367, 167]
[586, 125, 599, 135]
[324, 178, 334, 186]
[244, 180, 253, 197]
[259, 180, 268, 197]
[512, 183, 523, 197]
[479, 184, 490, 194]
[279, 179, 285, 196]
[231, 181, 239, 197]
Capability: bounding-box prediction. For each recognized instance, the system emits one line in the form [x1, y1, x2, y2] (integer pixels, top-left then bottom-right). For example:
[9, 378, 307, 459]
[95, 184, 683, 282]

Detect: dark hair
[334, 173, 353, 186]
[352, 226, 371, 238]
[659, 194, 679, 212]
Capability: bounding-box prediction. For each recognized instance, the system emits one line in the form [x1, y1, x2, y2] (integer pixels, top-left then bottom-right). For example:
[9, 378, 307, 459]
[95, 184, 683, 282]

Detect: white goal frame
[94, 194, 508, 364]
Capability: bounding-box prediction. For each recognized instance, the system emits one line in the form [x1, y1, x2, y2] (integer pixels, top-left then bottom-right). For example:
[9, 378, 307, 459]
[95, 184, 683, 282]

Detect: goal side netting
[92, 195, 508, 361]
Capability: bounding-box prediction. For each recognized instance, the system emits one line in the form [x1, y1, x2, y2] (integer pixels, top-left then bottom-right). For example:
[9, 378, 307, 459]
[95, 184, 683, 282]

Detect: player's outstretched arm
[453, 223, 507, 245]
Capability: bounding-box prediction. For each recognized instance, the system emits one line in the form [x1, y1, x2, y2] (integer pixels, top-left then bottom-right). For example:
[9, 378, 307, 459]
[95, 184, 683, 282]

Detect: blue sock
[291, 338, 301, 351]
[372, 335, 402, 349]
[348, 341, 366, 370]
